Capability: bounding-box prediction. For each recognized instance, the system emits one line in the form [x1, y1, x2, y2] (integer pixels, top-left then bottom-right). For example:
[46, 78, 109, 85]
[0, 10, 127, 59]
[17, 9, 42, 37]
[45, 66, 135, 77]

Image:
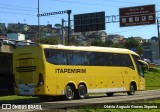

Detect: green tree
[87, 33, 101, 40]
[91, 39, 126, 48]
[124, 37, 139, 49]
[91, 39, 105, 47]
[0, 28, 2, 34]
[142, 42, 151, 49]
[124, 37, 142, 54]
[6, 28, 13, 33]
[150, 36, 158, 41]
[54, 24, 62, 29]
[110, 43, 125, 48]
[104, 40, 113, 47]
[36, 37, 60, 45]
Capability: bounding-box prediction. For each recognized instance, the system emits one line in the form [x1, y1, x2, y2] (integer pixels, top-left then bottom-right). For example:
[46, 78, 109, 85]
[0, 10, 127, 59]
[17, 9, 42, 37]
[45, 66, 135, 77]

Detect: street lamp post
[38, 0, 40, 41]
[157, 17, 160, 58]
[61, 19, 65, 45]
[158, 18, 160, 38]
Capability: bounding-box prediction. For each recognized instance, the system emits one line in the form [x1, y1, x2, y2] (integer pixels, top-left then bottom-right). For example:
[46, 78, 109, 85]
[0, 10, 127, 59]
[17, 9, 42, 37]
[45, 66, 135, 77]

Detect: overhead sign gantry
[38, 10, 72, 45]
[119, 4, 156, 27]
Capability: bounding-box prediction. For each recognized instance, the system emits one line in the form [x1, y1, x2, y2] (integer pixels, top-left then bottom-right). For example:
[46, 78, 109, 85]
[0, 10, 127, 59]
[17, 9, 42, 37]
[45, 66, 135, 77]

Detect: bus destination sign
[119, 4, 156, 27]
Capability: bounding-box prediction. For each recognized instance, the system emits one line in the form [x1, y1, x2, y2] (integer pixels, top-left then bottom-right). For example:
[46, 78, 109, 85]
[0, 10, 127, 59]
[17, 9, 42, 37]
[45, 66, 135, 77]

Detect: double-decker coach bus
[13, 44, 147, 100]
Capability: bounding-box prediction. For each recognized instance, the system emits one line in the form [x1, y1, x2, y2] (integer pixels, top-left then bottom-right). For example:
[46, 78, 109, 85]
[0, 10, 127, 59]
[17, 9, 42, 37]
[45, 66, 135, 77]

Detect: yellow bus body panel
[13, 44, 145, 96]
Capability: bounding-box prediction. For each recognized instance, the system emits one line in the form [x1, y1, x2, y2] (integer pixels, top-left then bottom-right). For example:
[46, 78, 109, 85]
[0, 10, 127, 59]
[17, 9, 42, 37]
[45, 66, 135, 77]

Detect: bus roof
[40, 44, 139, 56]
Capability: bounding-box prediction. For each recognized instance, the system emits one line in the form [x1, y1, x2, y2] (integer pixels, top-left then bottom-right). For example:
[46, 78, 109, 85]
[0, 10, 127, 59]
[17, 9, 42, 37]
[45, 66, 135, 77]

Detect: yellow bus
[13, 44, 147, 100]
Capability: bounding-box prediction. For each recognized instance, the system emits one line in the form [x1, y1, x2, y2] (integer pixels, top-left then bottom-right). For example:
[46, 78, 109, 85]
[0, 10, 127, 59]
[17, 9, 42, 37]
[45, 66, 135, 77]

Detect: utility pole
[67, 10, 71, 45]
[61, 19, 65, 45]
[157, 17, 160, 58]
[157, 18, 160, 39]
[38, 0, 40, 41]
[23, 19, 26, 24]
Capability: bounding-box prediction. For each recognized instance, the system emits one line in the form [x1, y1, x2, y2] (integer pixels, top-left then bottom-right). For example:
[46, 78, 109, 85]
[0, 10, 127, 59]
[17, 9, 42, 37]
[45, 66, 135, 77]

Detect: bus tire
[127, 83, 136, 95]
[106, 93, 114, 97]
[65, 85, 75, 100]
[77, 84, 87, 99]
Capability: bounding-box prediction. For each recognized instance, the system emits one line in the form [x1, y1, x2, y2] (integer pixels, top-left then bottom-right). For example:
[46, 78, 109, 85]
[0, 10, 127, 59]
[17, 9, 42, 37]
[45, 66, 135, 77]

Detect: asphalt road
[1, 89, 160, 111]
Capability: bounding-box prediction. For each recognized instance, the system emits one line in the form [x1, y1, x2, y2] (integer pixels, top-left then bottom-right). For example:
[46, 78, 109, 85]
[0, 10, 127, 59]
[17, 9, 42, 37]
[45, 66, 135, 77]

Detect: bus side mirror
[138, 60, 149, 70]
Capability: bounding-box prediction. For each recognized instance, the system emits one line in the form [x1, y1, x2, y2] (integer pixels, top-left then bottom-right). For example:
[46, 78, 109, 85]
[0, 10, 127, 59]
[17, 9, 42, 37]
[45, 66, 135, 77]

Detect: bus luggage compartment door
[16, 59, 37, 95]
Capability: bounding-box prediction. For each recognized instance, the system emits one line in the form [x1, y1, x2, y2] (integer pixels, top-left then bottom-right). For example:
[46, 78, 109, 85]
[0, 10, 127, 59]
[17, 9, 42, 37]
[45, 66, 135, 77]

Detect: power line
[102, 0, 147, 5]
[0, 4, 48, 13]
[0, 3, 66, 14]
[0, 10, 67, 19]
[0, 11, 36, 16]
[0, 3, 67, 18]
[0, 6, 37, 12]
[51, 0, 122, 7]
[112, 26, 147, 34]
[1, 1, 159, 14]
[0, 3, 37, 10]
[0, 4, 37, 11]
[51, 0, 160, 8]
[105, 0, 160, 7]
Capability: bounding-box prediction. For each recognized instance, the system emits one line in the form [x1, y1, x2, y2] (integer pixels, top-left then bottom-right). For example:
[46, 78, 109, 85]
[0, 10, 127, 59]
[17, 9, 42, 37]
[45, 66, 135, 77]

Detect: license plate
[19, 84, 35, 95]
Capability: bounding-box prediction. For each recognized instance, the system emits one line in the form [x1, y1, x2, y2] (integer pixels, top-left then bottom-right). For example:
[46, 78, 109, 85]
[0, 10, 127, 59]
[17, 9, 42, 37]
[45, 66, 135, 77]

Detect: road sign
[131, 48, 136, 52]
[74, 11, 105, 32]
[119, 4, 156, 27]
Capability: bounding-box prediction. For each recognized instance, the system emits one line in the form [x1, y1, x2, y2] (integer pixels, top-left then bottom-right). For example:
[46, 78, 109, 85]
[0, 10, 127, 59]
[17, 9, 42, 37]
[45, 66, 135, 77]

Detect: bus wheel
[127, 84, 135, 95]
[65, 85, 75, 100]
[77, 84, 87, 99]
[106, 93, 114, 97]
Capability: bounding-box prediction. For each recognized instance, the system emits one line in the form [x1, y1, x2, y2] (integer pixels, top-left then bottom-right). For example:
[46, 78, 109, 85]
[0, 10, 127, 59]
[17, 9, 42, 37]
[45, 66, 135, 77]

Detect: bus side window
[107, 53, 113, 66]
[86, 52, 96, 66]
[125, 54, 134, 69]
[44, 49, 67, 65]
[95, 52, 106, 66]
[110, 54, 134, 69]
[68, 50, 86, 65]
[83, 52, 89, 65]
[112, 54, 120, 66]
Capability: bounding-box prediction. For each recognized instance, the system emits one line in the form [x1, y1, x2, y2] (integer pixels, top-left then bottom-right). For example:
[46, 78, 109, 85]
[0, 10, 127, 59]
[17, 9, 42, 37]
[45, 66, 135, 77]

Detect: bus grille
[16, 66, 36, 72]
